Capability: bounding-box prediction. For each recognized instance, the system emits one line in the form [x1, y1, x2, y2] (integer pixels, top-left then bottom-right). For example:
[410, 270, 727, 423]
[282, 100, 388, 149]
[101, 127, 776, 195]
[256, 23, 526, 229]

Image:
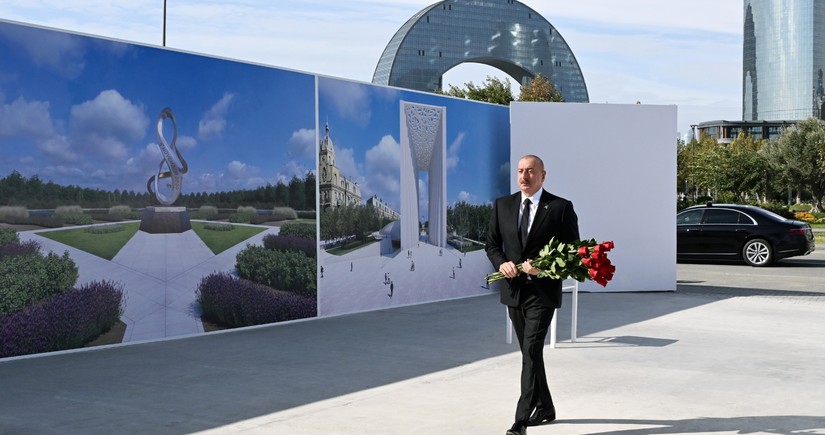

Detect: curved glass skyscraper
[743, 0, 825, 121]
[373, 0, 588, 103]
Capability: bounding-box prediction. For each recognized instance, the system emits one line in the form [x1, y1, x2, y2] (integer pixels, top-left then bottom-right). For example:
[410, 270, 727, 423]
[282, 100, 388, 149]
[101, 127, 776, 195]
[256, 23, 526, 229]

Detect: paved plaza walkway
[19, 222, 278, 342]
[2, 252, 825, 434]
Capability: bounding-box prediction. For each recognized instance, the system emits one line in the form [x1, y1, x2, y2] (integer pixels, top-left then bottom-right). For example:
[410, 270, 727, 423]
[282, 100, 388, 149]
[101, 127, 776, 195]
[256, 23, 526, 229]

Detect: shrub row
[0, 249, 78, 316]
[85, 224, 125, 234]
[108, 205, 132, 214]
[229, 212, 258, 223]
[0, 206, 28, 219]
[53, 212, 93, 225]
[0, 215, 65, 228]
[278, 222, 316, 240]
[271, 207, 298, 221]
[262, 234, 316, 258]
[0, 280, 124, 358]
[204, 222, 234, 231]
[235, 245, 316, 295]
[196, 272, 316, 328]
[90, 212, 142, 222]
[0, 227, 17, 245]
[296, 210, 316, 219]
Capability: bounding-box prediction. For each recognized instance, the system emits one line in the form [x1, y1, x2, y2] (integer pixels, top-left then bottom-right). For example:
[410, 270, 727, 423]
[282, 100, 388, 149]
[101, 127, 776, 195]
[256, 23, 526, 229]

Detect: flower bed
[196, 272, 316, 328]
[0, 280, 124, 358]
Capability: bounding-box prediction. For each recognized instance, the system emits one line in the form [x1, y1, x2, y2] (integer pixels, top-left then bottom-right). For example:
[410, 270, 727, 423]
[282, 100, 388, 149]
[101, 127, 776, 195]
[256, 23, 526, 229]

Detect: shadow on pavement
[558, 415, 825, 434]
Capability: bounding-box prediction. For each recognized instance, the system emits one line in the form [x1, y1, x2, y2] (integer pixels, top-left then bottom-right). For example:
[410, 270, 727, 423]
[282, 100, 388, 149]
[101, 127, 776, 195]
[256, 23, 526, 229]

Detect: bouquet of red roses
[486, 237, 615, 287]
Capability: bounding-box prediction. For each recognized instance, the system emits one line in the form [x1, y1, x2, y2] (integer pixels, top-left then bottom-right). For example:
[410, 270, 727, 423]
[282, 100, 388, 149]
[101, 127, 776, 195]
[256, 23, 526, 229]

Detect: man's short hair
[520, 154, 545, 170]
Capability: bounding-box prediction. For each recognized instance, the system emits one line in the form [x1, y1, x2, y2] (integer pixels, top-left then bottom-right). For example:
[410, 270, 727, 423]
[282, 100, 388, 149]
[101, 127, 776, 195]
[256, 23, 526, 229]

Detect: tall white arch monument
[399, 101, 447, 249]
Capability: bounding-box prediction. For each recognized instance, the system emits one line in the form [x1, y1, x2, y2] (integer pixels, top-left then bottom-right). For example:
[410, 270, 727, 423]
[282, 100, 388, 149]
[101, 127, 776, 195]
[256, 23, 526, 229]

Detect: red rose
[589, 269, 599, 279]
[577, 246, 589, 256]
[601, 241, 615, 251]
[582, 258, 592, 267]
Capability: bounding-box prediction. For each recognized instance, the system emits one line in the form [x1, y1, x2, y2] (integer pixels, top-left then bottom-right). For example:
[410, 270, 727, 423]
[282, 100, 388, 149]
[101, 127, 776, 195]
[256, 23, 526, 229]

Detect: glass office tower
[373, 0, 588, 103]
[743, 0, 825, 121]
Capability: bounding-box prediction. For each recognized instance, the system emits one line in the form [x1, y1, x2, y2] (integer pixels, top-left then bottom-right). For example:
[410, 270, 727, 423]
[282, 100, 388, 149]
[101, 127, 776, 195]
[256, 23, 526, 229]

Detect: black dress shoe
[526, 407, 556, 426]
[505, 422, 526, 435]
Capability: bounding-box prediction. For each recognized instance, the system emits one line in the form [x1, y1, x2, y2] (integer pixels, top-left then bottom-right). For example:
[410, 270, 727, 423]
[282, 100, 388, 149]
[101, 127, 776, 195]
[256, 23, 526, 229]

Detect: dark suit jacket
[486, 189, 580, 308]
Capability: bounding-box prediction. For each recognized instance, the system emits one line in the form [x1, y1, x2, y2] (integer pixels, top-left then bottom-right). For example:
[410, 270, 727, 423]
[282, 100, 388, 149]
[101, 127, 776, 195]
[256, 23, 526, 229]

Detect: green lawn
[190, 221, 267, 254]
[38, 222, 140, 260]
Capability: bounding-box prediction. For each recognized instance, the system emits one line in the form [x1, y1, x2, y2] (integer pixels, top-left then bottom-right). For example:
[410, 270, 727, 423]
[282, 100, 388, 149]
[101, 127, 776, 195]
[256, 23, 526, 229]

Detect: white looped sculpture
[147, 107, 188, 206]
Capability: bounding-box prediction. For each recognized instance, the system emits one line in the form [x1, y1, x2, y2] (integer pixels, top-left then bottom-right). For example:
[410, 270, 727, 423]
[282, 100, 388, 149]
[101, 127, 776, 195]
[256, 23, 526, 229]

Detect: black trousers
[508, 286, 555, 423]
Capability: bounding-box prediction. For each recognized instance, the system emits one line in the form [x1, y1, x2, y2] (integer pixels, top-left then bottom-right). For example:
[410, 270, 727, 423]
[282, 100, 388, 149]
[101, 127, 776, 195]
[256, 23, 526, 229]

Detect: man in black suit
[486, 154, 580, 435]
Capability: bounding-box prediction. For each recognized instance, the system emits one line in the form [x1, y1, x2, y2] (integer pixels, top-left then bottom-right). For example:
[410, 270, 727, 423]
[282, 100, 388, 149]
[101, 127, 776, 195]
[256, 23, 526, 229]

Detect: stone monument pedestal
[140, 206, 192, 234]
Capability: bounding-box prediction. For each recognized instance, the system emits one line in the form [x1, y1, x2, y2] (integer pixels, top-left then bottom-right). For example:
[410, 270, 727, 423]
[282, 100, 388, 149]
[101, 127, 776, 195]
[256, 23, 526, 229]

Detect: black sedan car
[677, 203, 816, 266]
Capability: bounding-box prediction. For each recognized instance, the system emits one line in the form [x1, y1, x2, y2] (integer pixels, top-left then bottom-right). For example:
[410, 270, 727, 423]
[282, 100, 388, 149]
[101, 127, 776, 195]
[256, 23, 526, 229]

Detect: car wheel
[742, 238, 773, 266]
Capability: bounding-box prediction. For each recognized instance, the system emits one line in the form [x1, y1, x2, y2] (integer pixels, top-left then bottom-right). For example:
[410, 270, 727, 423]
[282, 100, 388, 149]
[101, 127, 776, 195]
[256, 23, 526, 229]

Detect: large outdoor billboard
[0, 19, 513, 359]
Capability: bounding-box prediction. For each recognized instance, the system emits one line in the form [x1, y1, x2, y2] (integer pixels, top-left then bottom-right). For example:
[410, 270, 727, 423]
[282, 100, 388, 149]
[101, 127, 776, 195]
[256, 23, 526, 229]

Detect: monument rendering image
[140, 107, 192, 234]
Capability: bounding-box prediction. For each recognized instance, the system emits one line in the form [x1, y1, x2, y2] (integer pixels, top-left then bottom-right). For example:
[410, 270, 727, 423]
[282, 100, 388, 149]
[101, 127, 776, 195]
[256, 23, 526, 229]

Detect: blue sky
[0, 0, 744, 139]
[0, 21, 316, 194]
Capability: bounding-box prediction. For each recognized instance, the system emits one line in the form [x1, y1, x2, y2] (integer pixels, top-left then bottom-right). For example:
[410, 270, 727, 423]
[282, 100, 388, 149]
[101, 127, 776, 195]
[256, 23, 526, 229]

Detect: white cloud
[457, 190, 476, 204]
[276, 160, 310, 184]
[0, 96, 54, 139]
[287, 127, 315, 159]
[446, 131, 464, 170]
[198, 92, 235, 141]
[69, 89, 148, 162]
[176, 135, 197, 150]
[37, 135, 77, 163]
[323, 80, 371, 127]
[362, 134, 400, 207]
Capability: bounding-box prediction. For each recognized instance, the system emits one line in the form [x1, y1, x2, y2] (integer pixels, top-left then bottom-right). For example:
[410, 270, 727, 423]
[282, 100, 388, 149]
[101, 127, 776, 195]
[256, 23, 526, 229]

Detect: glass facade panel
[373, 0, 588, 102]
[744, 0, 825, 121]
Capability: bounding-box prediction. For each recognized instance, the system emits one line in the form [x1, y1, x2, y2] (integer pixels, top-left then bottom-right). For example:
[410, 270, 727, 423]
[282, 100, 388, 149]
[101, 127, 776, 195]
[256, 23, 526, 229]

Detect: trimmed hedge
[236, 244, 316, 295]
[0, 250, 78, 316]
[85, 224, 125, 234]
[196, 272, 316, 327]
[296, 210, 316, 219]
[271, 207, 298, 221]
[0, 280, 124, 358]
[53, 212, 93, 225]
[229, 212, 256, 223]
[278, 222, 316, 240]
[0, 227, 17, 245]
[0, 215, 65, 228]
[262, 234, 316, 258]
[204, 222, 234, 231]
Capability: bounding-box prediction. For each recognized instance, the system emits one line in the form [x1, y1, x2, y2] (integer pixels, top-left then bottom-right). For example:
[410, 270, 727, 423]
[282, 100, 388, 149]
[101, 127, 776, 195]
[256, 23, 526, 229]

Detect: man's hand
[522, 260, 538, 276]
[499, 261, 519, 279]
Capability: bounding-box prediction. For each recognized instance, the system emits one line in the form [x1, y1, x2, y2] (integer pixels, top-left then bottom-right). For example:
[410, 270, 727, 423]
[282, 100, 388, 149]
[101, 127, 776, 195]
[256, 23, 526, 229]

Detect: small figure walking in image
[451, 267, 455, 279]
[350, 262, 353, 272]
[388, 281, 394, 297]
[410, 260, 415, 271]
[459, 258, 462, 269]
[320, 265, 324, 278]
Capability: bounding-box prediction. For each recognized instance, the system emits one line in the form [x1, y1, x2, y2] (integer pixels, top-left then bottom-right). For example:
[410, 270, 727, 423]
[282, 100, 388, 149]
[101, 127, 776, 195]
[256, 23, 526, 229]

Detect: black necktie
[520, 198, 531, 246]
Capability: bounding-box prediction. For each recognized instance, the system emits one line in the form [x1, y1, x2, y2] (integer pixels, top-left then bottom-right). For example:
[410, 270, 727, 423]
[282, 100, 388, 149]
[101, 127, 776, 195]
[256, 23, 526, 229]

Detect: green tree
[517, 73, 564, 102]
[775, 117, 825, 211]
[304, 171, 316, 211]
[441, 75, 514, 105]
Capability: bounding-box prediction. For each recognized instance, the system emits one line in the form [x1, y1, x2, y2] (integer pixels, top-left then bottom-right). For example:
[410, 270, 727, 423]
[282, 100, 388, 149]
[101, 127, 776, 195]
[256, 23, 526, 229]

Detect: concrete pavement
[1, 250, 824, 434]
